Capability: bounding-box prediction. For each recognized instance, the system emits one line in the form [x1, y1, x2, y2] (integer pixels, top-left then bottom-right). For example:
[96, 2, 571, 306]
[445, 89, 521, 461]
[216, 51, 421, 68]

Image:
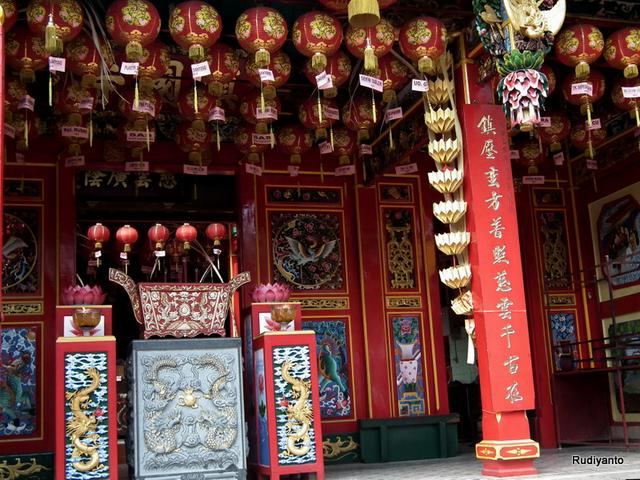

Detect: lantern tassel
[134, 78, 140, 110]
[625, 64, 639, 79]
[364, 39, 377, 72]
[89, 114, 93, 147]
[575, 61, 590, 80]
[24, 114, 29, 149]
[371, 89, 377, 124]
[635, 104, 639, 127]
[330, 125, 334, 150]
[586, 101, 592, 126]
[216, 123, 221, 152]
[126, 41, 143, 62]
[418, 56, 435, 75]
[389, 129, 394, 150]
[270, 124, 275, 149]
[194, 82, 199, 114]
[260, 87, 266, 112]
[312, 52, 327, 73]
[189, 44, 205, 63]
[255, 49, 270, 68]
[49, 72, 53, 107]
[317, 93, 323, 124]
[146, 122, 150, 151]
[45, 13, 58, 54]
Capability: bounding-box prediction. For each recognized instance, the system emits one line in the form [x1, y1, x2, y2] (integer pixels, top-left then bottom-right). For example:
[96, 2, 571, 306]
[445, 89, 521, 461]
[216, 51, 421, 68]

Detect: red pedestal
[252, 332, 324, 480]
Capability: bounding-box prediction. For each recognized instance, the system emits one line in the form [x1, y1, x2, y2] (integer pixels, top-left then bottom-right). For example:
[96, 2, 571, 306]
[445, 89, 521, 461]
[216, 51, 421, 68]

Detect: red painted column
[462, 105, 539, 476]
[0, 6, 5, 302]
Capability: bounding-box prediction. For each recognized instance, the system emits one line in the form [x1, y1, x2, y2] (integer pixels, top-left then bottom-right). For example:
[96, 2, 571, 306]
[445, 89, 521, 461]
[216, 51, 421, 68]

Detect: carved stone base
[127, 338, 246, 479]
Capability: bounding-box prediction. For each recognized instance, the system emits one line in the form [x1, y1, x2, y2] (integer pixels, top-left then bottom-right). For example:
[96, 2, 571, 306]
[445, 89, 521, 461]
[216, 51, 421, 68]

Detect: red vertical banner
[462, 104, 539, 476]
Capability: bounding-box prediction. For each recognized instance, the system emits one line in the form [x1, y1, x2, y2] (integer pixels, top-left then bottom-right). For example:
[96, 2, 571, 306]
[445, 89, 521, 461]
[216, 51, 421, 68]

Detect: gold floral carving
[0, 458, 50, 480]
[386, 223, 415, 289]
[386, 297, 421, 308]
[297, 297, 349, 310]
[2, 302, 43, 315]
[323, 436, 359, 459]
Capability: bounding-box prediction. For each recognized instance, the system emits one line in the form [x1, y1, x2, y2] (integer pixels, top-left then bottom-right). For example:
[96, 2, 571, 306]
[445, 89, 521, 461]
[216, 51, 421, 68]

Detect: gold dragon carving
[66, 368, 103, 473]
[0, 458, 50, 480]
[323, 436, 359, 459]
[280, 361, 313, 457]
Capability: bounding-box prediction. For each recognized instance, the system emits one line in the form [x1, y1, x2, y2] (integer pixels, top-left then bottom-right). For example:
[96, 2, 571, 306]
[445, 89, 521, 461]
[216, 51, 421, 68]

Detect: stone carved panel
[128, 338, 246, 479]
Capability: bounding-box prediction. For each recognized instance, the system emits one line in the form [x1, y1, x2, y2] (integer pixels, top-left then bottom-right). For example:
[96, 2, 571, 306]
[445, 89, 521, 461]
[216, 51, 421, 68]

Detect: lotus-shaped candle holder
[427, 78, 450, 105]
[271, 303, 297, 323]
[251, 282, 291, 303]
[424, 108, 456, 134]
[428, 138, 460, 165]
[434, 232, 471, 255]
[62, 285, 107, 305]
[72, 307, 101, 331]
[451, 291, 474, 316]
[433, 200, 467, 224]
[427, 169, 464, 194]
[439, 265, 472, 289]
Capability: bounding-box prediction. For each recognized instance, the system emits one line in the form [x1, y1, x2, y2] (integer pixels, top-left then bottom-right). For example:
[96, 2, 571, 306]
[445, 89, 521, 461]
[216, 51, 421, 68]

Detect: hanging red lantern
[106, 0, 161, 62]
[277, 123, 313, 164]
[345, 17, 395, 72]
[332, 126, 357, 165]
[66, 32, 115, 89]
[244, 50, 291, 100]
[570, 123, 606, 159]
[561, 69, 606, 125]
[178, 83, 217, 130]
[234, 124, 268, 164]
[6, 25, 49, 83]
[56, 114, 88, 157]
[176, 122, 212, 164]
[399, 17, 447, 76]
[540, 64, 556, 96]
[55, 82, 97, 146]
[611, 77, 640, 127]
[538, 111, 571, 153]
[116, 224, 139, 252]
[4, 79, 29, 120]
[119, 87, 162, 126]
[303, 50, 351, 98]
[604, 27, 640, 79]
[26, 0, 84, 55]
[118, 121, 157, 160]
[377, 53, 410, 103]
[1, 0, 19, 32]
[240, 90, 281, 134]
[516, 140, 545, 174]
[235, 6, 288, 68]
[292, 11, 343, 73]
[343, 95, 379, 141]
[169, 0, 222, 63]
[176, 223, 198, 250]
[88, 223, 111, 249]
[206, 223, 227, 246]
[10, 112, 42, 152]
[298, 96, 338, 140]
[555, 24, 604, 80]
[148, 223, 170, 250]
[203, 43, 239, 97]
[136, 41, 170, 92]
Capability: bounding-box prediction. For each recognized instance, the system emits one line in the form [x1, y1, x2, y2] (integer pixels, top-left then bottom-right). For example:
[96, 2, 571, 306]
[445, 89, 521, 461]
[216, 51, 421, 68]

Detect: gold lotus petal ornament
[434, 232, 471, 255]
[427, 78, 450, 105]
[451, 290, 474, 316]
[427, 168, 463, 194]
[439, 264, 472, 289]
[433, 200, 467, 224]
[428, 138, 460, 164]
[424, 108, 456, 133]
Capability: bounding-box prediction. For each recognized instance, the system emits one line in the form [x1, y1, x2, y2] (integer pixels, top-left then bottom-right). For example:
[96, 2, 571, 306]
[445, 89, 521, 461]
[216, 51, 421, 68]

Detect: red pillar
[0, 6, 5, 302]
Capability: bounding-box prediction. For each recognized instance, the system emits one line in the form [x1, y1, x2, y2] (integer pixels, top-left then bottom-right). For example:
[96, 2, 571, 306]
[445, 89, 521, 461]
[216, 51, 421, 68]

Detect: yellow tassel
[89, 115, 93, 147]
[625, 64, 639, 79]
[216, 123, 221, 152]
[189, 44, 205, 63]
[575, 62, 590, 80]
[24, 115, 29, 149]
[371, 90, 377, 123]
[635, 105, 639, 127]
[364, 42, 377, 72]
[261, 88, 266, 112]
[330, 125, 334, 150]
[418, 56, 435, 75]
[45, 14, 58, 54]
[311, 52, 327, 73]
[317, 95, 323, 124]
[126, 41, 143, 62]
[48, 73, 53, 107]
[586, 102, 592, 126]
[389, 129, 394, 150]
[146, 122, 150, 151]
[587, 140, 594, 159]
[193, 82, 199, 114]
[348, 0, 380, 28]
[270, 125, 275, 149]
[134, 79, 139, 110]
[255, 49, 270, 68]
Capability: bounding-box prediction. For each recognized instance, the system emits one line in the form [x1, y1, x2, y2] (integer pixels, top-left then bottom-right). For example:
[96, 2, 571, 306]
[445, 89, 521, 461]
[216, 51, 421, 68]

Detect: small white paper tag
[316, 71, 334, 90]
[133, 99, 156, 117]
[4, 124, 15, 139]
[49, 56, 66, 72]
[154, 250, 166, 257]
[252, 133, 272, 145]
[395, 163, 419, 175]
[586, 159, 598, 170]
[61, 126, 89, 139]
[539, 117, 552, 127]
[586, 118, 601, 130]
[183, 164, 208, 175]
[65, 155, 85, 167]
[15, 152, 25, 163]
[553, 152, 565, 165]
[126, 130, 156, 143]
[359, 74, 383, 92]
[335, 164, 356, 176]
[571, 82, 593, 96]
[191, 61, 211, 79]
[245, 163, 263, 176]
[19, 95, 35, 111]
[120, 252, 128, 260]
[120, 61, 139, 76]
[359, 144, 372, 155]
[319, 141, 333, 154]
[258, 69, 275, 82]
[510, 150, 520, 160]
[522, 175, 545, 185]
[288, 165, 300, 177]
[256, 106, 278, 120]
[412, 78, 429, 92]
[209, 106, 225, 122]
[325, 107, 340, 120]
[94, 251, 102, 258]
[385, 107, 403, 122]
[125, 161, 150, 172]
[80, 97, 94, 110]
[622, 86, 640, 99]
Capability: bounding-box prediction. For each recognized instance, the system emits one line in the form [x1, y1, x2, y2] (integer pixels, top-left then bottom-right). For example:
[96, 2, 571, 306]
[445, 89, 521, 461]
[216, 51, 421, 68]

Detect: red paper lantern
[377, 53, 410, 103]
[332, 125, 357, 165]
[203, 43, 239, 97]
[240, 90, 281, 133]
[235, 6, 288, 68]
[234, 124, 268, 164]
[399, 17, 447, 75]
[561, 69, 606, 122]
[570, 123, 606, 159]
[10, 112, 42, 152]
[298, 96, 338, 140]
[555, 24, 604, 80]
[303, 50, 351, 98]
[5, 79, 29, 114]
[206, 223, 227, 246]
[26, 0, 83, 55]
[56, 115, 88, 156]
[605, 27, 640, 79]
[119, 87, 162, 125]
[540, 64, 556, 96]
[176, 223, 198, 250]
[175, 122, 212, 164]
[343, 95, 379, 141]
[6, 25, 49, 83]
[178, 84, 217, 130]
[118, 121, 157, 159]
[611, 77, 640, 126]
[106, 0, 161, 61]
[345, 17, 395, 72]
[66, 32, 115, 89]
[88, 223, 111, 249]
[55, 81, 97, 121]
[1, 0, 19, 32]
[292, 11, 343, 73]
[277, 123, 314, 164]
[538, 111, 571, 153]
[169, 0, 222, 62]
[148, 223, 170, 250]
[116, 224, 139, 252]
[516, 140, 545, 174]
[136, 41, 170, 92]
[244, 50, 291, 100]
